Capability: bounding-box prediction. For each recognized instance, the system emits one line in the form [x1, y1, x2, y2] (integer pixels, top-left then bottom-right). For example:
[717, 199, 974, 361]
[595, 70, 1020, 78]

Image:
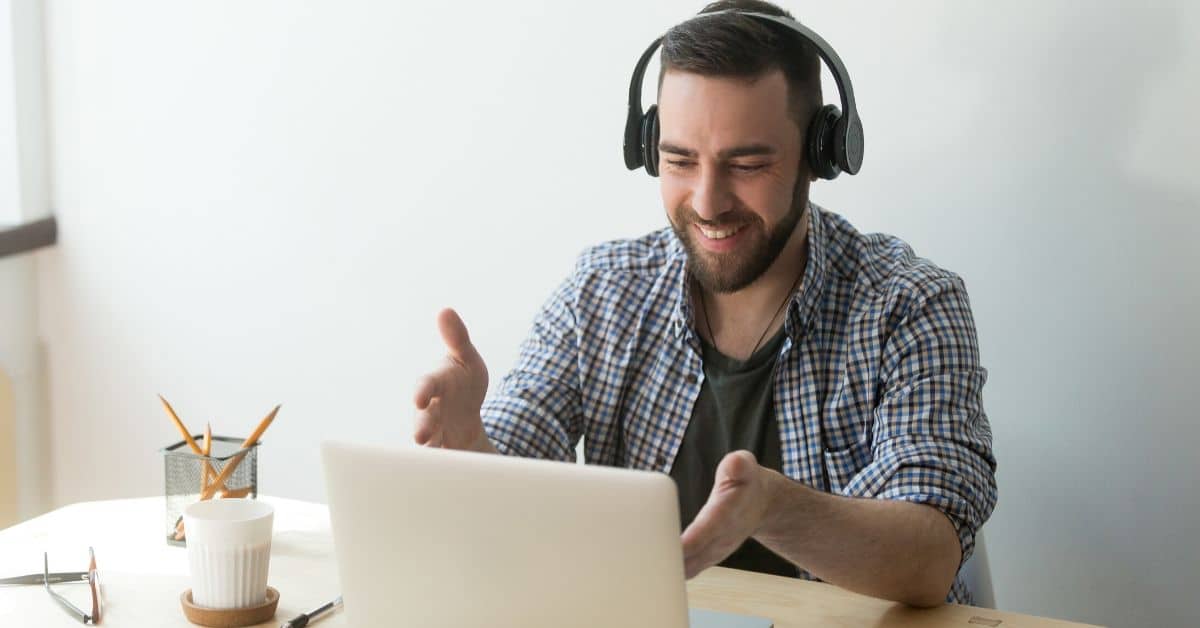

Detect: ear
[799, 160, 818, 183]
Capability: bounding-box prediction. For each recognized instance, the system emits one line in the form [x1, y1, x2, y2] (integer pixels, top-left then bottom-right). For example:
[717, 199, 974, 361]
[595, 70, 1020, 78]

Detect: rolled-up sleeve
[840, 278, 998, 565]
[481, 272, 585, 462]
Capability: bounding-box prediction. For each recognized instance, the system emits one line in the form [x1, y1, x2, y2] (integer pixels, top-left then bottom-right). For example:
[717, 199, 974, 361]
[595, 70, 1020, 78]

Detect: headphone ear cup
[831, 114, 862, 175]
[641, 105, 660, 177]
[806, 104, 842, 180]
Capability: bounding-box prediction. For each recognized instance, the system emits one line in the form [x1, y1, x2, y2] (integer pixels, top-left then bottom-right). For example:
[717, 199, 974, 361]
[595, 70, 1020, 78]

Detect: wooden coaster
[180, 586, 279, 627]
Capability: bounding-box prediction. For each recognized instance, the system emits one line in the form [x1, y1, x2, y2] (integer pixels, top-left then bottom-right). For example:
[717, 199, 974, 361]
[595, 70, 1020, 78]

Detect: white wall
[31, 1, 1199, 626]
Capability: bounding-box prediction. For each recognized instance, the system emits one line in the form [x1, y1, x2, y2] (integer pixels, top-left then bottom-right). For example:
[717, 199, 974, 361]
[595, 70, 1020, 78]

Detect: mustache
[676, 206, 760, 229]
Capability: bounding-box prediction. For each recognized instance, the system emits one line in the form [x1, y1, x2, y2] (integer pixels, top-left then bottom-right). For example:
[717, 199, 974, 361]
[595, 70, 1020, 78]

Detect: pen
[280, 595, 343, 628]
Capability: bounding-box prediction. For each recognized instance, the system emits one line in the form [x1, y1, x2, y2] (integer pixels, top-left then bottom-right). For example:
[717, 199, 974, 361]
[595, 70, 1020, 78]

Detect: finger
[681, 501, 719, 553]
[680, 462, 747, 578]
[687, 538, 736, 579]
[413, 373, 444, 409]
[682, 515, 739, 580]
[413, 401, 443, 445]
[684, 548, 712, 579]
[682, 532, 721, 579]
[682, 533, 702, 568]
[417, 422, 446, 446]
[413, 421, 437, 445]
[680, 490, 727, 569]
[436, 308, 481, 365]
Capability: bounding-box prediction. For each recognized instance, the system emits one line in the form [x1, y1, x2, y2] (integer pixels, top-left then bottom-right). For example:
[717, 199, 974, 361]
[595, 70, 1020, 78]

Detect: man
[412, 0, 997, 608]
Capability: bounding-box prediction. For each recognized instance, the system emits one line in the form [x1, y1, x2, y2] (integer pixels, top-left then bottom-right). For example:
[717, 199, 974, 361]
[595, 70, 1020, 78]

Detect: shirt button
[656, 453, 667, 467]
[685, 374, 698, 385]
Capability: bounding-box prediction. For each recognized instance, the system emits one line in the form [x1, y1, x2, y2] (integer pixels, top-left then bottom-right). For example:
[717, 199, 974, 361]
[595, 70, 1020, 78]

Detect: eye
[665, 160, 695, 170]
[731, 164, 767, 173]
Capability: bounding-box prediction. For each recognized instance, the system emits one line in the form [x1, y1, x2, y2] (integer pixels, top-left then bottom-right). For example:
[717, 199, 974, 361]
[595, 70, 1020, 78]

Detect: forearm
[754, 468, 962, 607]
[480, 404, 578, 461]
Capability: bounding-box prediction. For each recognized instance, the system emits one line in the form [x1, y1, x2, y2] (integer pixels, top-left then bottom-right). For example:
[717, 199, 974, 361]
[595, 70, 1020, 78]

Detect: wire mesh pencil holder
[161, 436, 260, 546]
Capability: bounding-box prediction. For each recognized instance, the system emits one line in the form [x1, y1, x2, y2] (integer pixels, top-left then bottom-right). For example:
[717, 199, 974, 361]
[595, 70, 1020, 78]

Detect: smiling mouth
[696, 223, 747, 240]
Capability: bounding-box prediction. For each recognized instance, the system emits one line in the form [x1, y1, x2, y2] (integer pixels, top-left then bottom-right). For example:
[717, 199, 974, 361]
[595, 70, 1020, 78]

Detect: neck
[696, 216, 810, 359]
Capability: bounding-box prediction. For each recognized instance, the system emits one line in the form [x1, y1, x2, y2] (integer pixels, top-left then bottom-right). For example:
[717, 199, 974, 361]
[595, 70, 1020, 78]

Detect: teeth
[698, 224, 743, 240]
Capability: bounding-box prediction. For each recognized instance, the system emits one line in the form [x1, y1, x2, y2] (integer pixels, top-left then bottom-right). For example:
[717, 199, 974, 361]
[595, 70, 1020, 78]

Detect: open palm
[412, 308, 494, 452]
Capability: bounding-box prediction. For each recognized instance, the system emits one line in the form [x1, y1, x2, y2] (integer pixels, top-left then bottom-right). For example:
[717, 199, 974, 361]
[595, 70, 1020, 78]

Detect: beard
[670, 195, 806, 294]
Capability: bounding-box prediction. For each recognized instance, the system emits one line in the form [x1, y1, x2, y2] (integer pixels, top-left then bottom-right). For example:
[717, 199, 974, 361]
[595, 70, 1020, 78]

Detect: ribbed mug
[183, 499, 274, 608]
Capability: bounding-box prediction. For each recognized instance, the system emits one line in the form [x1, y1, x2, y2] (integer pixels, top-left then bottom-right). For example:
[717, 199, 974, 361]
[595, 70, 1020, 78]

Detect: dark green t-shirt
[668, 327, 799, 578]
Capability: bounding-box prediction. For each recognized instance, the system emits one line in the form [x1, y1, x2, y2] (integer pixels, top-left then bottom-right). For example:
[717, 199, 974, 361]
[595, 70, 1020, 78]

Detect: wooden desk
[0, 498, 1099, 627]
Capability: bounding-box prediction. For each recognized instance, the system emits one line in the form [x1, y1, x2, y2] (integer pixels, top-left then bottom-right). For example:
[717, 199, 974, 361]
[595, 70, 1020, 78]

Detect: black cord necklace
[698, 269, 805, 358]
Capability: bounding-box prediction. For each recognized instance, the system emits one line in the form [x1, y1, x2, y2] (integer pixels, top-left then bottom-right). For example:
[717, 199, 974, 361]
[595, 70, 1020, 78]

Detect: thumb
[715, 450, 758, 486]
[437, 308, 481, 365]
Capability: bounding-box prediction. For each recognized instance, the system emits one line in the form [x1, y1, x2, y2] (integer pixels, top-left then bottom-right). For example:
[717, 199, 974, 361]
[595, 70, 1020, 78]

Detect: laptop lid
[321, 441, 690, 628]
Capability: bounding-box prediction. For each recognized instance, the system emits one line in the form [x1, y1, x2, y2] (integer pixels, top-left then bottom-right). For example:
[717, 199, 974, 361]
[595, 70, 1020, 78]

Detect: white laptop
[321, 441, 773, 628]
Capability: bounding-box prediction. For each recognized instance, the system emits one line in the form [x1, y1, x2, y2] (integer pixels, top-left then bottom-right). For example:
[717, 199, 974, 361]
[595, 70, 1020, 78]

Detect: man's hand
[680, 450, 778, 579]
[412, 308, 496, 453]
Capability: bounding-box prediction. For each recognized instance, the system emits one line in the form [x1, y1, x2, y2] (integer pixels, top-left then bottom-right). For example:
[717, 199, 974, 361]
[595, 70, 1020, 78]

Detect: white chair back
[0, 367, 16, 527]
[962, 530, 995, 608]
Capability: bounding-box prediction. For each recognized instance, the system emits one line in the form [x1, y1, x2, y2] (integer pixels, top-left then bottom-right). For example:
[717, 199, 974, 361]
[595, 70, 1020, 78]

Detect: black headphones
[623, 10, 864, 180]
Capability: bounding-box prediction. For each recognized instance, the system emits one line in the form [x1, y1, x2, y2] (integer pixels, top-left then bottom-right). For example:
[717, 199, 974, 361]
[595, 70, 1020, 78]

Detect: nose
[690, 166, 733, 222]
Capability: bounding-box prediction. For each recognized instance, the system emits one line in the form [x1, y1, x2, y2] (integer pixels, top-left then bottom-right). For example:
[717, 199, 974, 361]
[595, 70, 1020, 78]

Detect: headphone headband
[623, 9, 863, 178]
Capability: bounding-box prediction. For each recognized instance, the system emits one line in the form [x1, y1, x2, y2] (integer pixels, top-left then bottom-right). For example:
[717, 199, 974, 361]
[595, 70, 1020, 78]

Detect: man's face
[657, 69, 808, 294]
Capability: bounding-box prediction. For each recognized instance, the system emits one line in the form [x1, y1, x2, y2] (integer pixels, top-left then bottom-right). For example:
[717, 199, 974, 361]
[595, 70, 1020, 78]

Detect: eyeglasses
[0, 547, 103, 623]
[41, 547, 102, 624]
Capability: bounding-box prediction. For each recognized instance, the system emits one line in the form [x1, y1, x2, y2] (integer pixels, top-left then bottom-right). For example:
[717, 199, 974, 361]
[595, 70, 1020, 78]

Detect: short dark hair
[658, 0, 822, 132]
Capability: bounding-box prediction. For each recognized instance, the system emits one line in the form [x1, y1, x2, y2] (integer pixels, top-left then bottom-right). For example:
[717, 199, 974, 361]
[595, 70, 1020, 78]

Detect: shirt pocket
[822, 437, 872, 495]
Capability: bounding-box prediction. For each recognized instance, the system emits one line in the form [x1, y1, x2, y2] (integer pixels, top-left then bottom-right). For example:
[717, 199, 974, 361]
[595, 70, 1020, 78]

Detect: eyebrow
[658, 142, 778, 160]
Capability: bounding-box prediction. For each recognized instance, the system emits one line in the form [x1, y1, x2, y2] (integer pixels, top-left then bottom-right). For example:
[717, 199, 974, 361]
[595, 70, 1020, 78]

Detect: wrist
[754, 467, 817, 542]
[754, 465, 787, 537]
[472, 425, 497, 454]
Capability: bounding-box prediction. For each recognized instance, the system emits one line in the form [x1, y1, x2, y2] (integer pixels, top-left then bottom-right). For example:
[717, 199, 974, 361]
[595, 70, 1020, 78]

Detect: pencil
[201, 423, 212, 494]
[199, 404, 280, 501]
[240, 404, 280, 449]
[159, 395, 203, 454]
[160, 395, 226, 493]
[200, 450, 248, 500]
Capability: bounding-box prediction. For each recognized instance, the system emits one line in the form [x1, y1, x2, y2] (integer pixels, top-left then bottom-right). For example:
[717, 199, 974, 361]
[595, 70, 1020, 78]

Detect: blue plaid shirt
[481, 203, 997, 604]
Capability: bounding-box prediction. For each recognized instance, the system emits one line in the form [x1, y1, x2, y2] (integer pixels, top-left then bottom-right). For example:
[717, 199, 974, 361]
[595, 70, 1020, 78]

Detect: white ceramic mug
[183, 498, 274, 609]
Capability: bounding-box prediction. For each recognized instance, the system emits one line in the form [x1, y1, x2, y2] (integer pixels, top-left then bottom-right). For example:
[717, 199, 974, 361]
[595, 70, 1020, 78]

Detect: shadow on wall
[937, 3, 1199, 628]
[0, 367, 15, 528]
